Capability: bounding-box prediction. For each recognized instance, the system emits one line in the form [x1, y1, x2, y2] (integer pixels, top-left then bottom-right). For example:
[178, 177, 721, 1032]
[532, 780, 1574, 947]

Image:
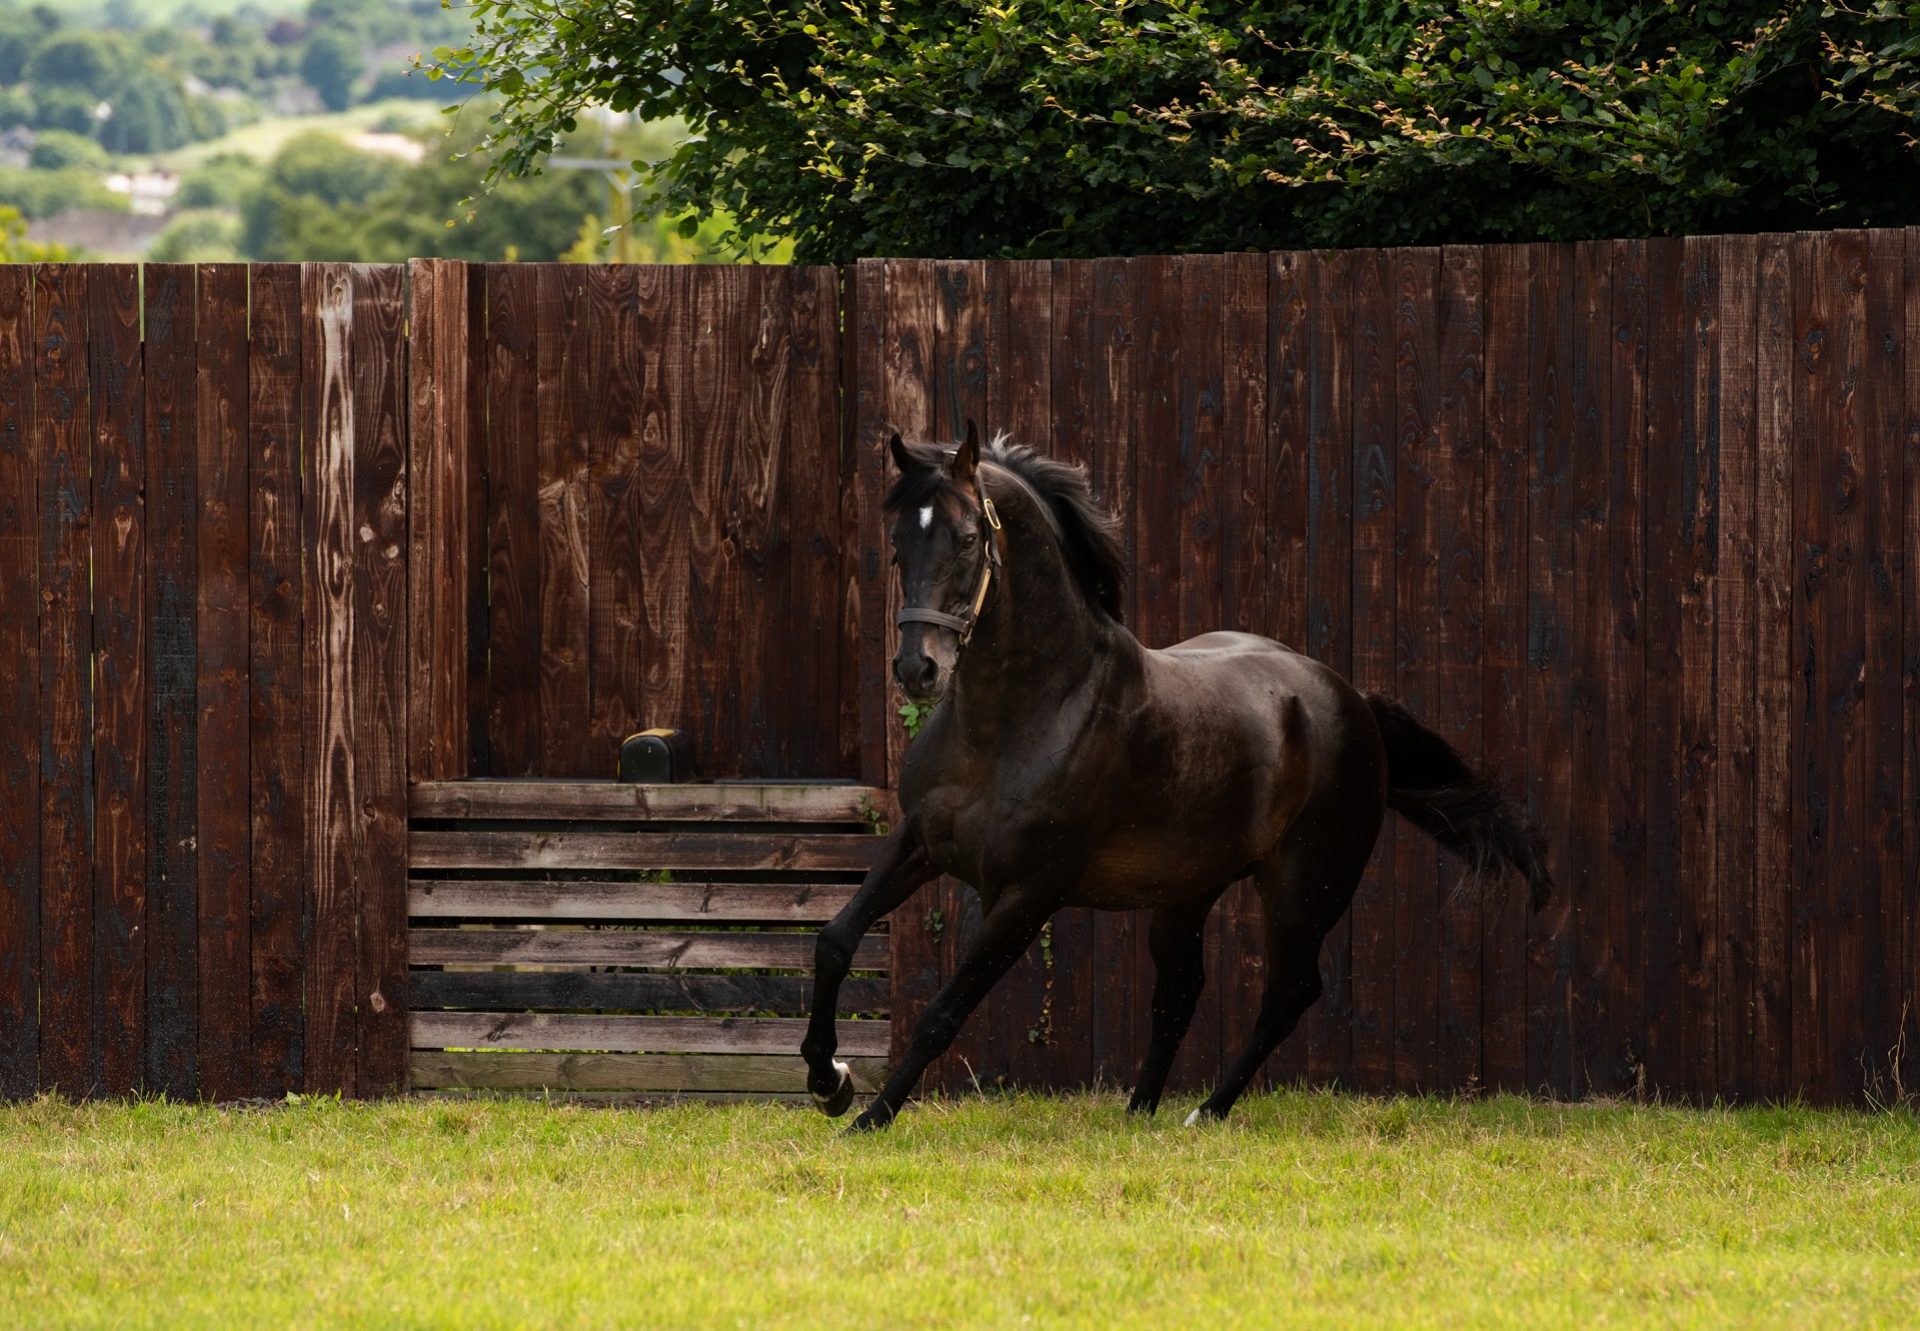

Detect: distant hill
[26, 0, 306, 20]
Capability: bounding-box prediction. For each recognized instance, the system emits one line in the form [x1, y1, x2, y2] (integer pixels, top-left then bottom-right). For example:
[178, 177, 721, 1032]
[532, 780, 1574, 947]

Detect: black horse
[803, 425, 1550, 1130]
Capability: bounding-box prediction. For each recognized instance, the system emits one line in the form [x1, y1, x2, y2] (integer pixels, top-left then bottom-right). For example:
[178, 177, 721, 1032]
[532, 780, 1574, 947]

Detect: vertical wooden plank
[742, 266, 794, 775]
[1903, 228, 1920, 1103]
[1860, 229, 1906, 1100]
[1041, 258, 1096, 1090]
[585, 265, 642, 770]
[349, 264, 409, 1096]
[247, 263, 306, 1096]
[483, 264, 540, 775]
[1171, 253, 1226, 1092]
[787, 267, 844, 777]
[1599, 240, 1650, 1097]
[0, 266, 35, 1099]
[994, 260, 1054, 446]
[848, 259, 890, 791]
[534, 264, 592, 776]
[144, 263, 198, 1099]
[406, 258, 471, 784]
[1217, 251, 1271, 1084]
[1348, 248, 1395, 1095]
[1524, 244, 1577, 1099]
[1566, 242, 1613, 1098]
[685, 266, 748, 774]
[1674, 236, 1722, 1102]
[301, 261, 355, 1096]
[1086, 255, 1137, 1088]
[463, 267, 490, 776]
[1390, 246, 1442, 1094]
[1300, 249, 1355, 1089]
[1751, 235, 1794, 1101]
[880, 258, 941, 1077]
[637, 266, 693, 757]
[195, 264, 251, 1100]
[933, 259, 996, 1087]
[35, 265, 92, 1096]
[1795, 231, 1868, 1103]
[88, 264, 145, 1096]
[1641, 236, 1689, 1100]
[988, 259, 1058, 1088]
[1714, 236, 1760, 1102]
[1432, 245, 1485, 1092]
[1479, 242, 1531, 1094]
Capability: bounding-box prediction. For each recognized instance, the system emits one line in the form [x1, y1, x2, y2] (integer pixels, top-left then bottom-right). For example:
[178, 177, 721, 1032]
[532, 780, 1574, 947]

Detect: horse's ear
[888, 431, 911, 473]
[949, 420, 980, 484]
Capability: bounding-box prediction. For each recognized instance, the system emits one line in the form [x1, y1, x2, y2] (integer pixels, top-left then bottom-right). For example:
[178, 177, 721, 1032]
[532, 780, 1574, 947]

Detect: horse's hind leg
[1191, 821, 1377, 1123]
[1127, 892, 1224, 1116]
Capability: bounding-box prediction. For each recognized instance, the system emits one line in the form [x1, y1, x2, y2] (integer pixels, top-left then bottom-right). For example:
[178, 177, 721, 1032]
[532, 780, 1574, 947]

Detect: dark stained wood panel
[194, 264, 252, 1101]
[34, 264, 92, 1095]
[143, 264, 199, 1099]
[87, 264, 145, 1097]
[0, 265, 34, 1100]
[246, 263, 306, 1097]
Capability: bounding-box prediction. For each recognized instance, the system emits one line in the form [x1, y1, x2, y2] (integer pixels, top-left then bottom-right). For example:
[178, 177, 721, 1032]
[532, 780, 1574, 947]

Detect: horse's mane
[884, 432, 1126, 623]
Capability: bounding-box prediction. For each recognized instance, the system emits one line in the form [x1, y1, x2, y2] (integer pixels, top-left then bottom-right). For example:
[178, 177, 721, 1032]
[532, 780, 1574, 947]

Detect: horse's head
[885, 420, 999, 705]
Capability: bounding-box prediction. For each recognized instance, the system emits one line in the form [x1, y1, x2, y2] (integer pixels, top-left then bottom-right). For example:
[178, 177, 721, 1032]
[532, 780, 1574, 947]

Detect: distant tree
[177, 153, 266, 209]
[0, 9, 50, 84]
[30, 85, 99, 136]
[300, 28, 363, 111]
[23, 30, 125, 96]
[27, 127, 107, 170]
[240, 130, 405, 257]
[148, 209, 243, 263]
[97, 69, 193, 154]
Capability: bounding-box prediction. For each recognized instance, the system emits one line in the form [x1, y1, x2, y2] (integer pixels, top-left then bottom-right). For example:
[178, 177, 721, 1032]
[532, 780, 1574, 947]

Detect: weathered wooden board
[409, 928, 886, 971]
[410, 1013, 889, 1058]
[410, 970, 888, 1015]
[410, 1051, 888, 1094]
[408, 880, 861, 922]
[410, 780, 883, 823]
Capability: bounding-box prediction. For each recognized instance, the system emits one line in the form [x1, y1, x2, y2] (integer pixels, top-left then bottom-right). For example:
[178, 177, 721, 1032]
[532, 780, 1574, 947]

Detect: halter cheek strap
[895, 496, 1003, 646]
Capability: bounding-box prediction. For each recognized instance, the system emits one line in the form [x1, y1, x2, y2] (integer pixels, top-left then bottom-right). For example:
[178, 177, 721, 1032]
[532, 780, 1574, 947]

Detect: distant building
[0, 126, 34, 171]
[27, 210, 171, 259]
[104, 170, 180, 217]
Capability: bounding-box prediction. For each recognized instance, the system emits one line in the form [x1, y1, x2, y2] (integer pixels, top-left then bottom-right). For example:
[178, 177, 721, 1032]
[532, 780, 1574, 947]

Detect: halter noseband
[895, 494, 1003, 646]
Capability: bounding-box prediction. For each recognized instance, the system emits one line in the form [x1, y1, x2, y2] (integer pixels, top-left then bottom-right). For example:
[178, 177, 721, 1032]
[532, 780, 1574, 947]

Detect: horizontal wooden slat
[407, 970, 888, 1015]
[408, 879, 860, 922]
[415, 1089, 823, 1105]
[408, 928, 886, 970]
[410, 1051, 889, 1093]
[411, 780, 886, 823]
[410, 1012, 889, 1057]
[409, 831, 880, 873]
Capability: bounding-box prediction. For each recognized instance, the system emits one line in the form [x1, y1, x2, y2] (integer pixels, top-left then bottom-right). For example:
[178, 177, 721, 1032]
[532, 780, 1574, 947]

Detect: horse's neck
[949, 480, 1125, 728]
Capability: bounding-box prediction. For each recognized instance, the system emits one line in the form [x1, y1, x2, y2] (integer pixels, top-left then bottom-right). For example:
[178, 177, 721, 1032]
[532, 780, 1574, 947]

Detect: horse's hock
[0, 235, 1916, 1105]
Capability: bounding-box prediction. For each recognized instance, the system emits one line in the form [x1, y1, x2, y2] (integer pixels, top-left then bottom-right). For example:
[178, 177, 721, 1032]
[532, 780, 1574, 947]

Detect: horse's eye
[961, 533, 978, 551]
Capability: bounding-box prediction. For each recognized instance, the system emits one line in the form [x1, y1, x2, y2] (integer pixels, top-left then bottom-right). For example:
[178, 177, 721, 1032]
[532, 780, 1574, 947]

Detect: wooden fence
[866, 236, 1919, 1107]
[0, 262, 414, 1100]
[1, 234, 1915, 1106]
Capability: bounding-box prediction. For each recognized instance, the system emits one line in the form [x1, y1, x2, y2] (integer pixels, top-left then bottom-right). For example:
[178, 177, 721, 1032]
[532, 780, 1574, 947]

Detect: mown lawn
[2, 1090, 1916, 1328]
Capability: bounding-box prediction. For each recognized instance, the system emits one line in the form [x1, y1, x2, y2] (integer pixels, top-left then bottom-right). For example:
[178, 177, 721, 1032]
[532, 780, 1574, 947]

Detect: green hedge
[442, 0, 1920, 262]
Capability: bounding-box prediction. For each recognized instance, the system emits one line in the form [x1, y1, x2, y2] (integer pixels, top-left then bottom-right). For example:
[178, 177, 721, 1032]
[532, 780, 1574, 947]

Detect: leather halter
[895, 494, 1003, 646]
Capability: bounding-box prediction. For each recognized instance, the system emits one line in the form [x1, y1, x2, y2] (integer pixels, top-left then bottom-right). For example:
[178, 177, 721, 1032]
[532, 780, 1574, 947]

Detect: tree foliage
[440, 0, 1920, 261]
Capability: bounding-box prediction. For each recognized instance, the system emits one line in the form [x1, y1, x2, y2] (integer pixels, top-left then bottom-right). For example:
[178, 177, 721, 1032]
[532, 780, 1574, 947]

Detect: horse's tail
[1364, 694, 1552, 912]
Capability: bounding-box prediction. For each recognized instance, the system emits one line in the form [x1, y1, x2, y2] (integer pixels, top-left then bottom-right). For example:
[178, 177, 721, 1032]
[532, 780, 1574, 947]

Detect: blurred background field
[0, 0, 779, 263]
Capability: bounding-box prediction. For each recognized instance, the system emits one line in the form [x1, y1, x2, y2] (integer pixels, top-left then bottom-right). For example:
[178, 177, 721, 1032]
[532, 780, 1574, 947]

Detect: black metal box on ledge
[618, 728, 694, 783]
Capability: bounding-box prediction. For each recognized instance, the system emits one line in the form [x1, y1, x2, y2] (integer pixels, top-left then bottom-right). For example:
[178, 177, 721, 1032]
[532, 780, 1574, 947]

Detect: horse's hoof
[847, 1101, 895, 1134]
[812, 1060, 855, 1118]
[1184, 1105, 1223, 1127]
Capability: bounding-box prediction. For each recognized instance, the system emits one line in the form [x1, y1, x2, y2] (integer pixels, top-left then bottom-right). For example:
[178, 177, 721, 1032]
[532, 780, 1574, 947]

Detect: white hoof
[1184, 1107, 1203, 1127]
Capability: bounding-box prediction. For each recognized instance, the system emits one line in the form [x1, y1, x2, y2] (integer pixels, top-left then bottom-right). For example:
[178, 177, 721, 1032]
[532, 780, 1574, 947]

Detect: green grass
[3, 1091, 1918, 1328]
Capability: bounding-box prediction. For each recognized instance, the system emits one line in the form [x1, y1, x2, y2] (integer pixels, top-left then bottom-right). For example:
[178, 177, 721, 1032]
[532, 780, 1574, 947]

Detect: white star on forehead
[918, 504, 934, 530]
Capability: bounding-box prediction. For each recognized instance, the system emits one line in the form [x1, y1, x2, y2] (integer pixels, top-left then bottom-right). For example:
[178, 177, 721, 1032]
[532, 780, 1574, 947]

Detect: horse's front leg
[802, 824, 936, 1115]
[849, 885, 1058, 1132]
